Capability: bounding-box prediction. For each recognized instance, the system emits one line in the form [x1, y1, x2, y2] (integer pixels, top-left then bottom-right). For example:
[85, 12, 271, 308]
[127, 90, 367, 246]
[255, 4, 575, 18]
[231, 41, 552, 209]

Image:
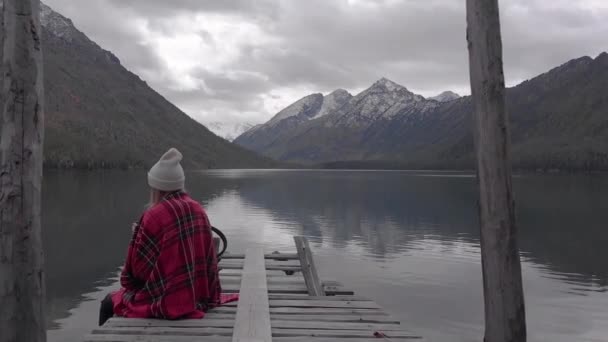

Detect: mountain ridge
[235, 53, 608, 171]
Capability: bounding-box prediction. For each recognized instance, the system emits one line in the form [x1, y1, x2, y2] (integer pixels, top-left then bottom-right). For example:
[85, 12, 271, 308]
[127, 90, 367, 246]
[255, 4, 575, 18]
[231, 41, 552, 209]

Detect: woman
[99, 148, 227, 325]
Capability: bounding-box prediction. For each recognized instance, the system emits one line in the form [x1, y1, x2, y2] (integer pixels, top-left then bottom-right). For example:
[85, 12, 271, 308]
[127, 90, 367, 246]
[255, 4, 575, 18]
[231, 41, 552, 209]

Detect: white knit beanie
[148, 148, 185, 191]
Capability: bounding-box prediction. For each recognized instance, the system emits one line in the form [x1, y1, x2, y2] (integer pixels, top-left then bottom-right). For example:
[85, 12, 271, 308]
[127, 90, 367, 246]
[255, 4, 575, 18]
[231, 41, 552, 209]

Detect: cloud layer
[45, 0, 608, 126]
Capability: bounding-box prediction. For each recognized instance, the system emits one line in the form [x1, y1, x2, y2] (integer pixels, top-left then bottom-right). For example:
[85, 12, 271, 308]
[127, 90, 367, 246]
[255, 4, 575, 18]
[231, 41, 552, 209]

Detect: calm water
[43, 170, 608, 342]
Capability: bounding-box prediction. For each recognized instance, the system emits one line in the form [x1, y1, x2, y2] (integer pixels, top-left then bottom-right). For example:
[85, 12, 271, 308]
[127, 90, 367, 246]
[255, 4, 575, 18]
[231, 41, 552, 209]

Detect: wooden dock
[85, 237, 423, 342]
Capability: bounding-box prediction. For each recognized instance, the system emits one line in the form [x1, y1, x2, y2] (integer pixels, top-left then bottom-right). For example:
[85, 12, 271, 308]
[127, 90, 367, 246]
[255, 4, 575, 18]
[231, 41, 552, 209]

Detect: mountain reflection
[200, 170, 608, 287]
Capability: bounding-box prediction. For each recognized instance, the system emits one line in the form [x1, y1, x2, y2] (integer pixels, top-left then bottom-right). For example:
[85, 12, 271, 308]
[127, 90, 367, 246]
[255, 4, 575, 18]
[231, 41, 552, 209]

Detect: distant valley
[204, 121, 256, 142]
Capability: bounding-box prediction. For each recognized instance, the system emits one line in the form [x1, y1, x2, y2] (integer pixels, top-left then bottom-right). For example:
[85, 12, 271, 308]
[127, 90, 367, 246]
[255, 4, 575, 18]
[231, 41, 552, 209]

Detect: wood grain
[466, 0, 527, 341]
[0, 1, 46, 342]
[294, 237, 325, 296]
[231, 248, 272, 342]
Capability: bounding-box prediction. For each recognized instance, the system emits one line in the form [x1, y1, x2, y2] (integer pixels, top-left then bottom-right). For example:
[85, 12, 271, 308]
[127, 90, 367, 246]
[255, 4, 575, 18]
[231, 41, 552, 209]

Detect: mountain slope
[236, 89, 352, 153]
[1, 3, 276, 169]
[235, 53, 608, 171]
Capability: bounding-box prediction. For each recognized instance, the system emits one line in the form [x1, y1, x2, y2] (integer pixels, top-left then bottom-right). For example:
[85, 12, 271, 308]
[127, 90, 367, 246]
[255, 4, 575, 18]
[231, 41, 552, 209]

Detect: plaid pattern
[111, 191, 224, 319]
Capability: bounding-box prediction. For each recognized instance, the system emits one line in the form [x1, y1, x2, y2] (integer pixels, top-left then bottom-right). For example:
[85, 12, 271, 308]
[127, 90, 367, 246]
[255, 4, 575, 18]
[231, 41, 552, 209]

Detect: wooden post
[294, 236, 325, 296]
[0, 1, 46, 342]
[466, 1, 526, 341]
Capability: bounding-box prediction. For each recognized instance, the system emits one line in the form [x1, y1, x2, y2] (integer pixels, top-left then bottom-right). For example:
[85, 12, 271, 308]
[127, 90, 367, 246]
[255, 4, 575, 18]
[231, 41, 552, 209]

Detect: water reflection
[43, 170, 608, 342]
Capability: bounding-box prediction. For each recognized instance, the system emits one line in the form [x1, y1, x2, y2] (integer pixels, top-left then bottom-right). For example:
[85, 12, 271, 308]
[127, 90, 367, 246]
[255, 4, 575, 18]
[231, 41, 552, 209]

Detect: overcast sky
[44, 0, 607, 126]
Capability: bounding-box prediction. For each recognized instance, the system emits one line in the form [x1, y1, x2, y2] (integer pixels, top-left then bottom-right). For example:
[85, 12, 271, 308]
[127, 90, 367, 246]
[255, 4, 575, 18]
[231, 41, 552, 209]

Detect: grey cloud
[226, 0, 469, 92]
[106, 0, 279, 20]
[241, 0, 605, 93]
[162, 69, 272, 114]
[42, 0, 608, 124]
[45, 0, 166, 73]
[500, 1, 607, 82]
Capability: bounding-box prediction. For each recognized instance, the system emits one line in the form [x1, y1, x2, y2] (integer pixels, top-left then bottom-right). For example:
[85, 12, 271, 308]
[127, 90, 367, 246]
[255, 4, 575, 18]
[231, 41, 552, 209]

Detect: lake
[43, 170, 608, 342]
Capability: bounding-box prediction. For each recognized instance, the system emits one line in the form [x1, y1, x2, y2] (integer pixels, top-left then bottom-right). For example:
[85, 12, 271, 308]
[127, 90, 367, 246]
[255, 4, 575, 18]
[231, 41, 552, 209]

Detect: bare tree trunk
[0, 0, 46, 341]
[466, 1, 526, 341]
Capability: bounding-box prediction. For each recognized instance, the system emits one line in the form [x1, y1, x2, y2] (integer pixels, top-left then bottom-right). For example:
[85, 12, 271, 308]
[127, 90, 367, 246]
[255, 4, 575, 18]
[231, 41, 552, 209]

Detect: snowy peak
[371, 77, 409, 93]
[327, 77, 429, 124]
[362, 78, 424, 102]
[314, 89, 352, 119]
[267, 93, 324, 126]
[430, 91, 460, 102]
[235, 89, 350, 141]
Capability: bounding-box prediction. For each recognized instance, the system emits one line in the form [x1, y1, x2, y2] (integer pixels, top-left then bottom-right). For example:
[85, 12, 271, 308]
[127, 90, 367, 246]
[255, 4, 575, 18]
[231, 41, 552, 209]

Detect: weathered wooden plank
[222, 279, 306, 287]
[266, 260, 302, 266]
[294, 237, 325, 296]
[222, 277, 345, 290]
[220, 275, 304, 286]
[221, 280, 308, 288]
[270, 321, 402, 331]
[91, 327, 233, 336]
[85, 334, 231, 342]
[270, 315, 399, 323]
[222, 299, 378, 308]
[210, 307, 388, 316]
[221, 286, 354, 296]
[223, 288, 306, 295]
[270, 308, 385, 315]
[232, 247, 272, 342]
[271, 329, 421, 338]
[221, 253, 299, 260]
[220, 269, 244, 275]
[267, 300, 380, 309]
[222, 283, 346, 291]
[466, 0, 527, 341]
[220, 263, 301, 272]
[222, 276, 343, 287]
[219, 260, 301, 267]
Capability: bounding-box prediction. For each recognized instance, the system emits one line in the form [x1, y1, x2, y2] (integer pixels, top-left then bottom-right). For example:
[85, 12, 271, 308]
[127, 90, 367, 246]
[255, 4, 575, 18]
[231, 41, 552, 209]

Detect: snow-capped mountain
[266, 93, 325, 126]
[234, 77, 443, 161]
[235, 89, 353, 149]
[234, 78, 437, 152]
[327, 78, 437, 127]
[234, 53, 608, 169]
[430, 91, 461, 102]
[205, 121, 256, 141]
[265, 89, 353, 127]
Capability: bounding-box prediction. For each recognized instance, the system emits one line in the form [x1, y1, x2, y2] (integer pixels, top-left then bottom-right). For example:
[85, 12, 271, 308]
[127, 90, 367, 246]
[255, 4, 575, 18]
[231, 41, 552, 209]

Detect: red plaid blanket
[111, 191, 237, 319]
